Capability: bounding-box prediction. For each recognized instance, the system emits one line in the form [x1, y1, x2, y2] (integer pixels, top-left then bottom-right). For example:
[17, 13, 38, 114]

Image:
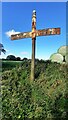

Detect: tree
[16, 57, 21, 61]
[65, 54, 68, 63]
[22, 58, 28, 61]
[0, 43, 6, 55]
[6, 55, 16, 60]
[57, 46, 68, 62]
[50, 53, 63, 63]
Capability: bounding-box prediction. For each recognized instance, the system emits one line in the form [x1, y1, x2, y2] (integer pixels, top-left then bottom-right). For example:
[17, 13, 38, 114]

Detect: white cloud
[0, 52, 15, 59]
[5, 29, 20, 37]
[0, 52, 6, 59]
[21, 51, 28, 55]
[5, 49, 9, 52]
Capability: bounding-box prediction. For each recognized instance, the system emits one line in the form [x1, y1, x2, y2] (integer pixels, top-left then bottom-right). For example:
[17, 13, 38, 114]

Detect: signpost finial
[33, 10, 36, 15]
[33, 10, 36, 13]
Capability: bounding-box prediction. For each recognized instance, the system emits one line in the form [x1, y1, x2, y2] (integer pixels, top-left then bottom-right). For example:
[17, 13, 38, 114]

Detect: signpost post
[11, 10, 60, 82]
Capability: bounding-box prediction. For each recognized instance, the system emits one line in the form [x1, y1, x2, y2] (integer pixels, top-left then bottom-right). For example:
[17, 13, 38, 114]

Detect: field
[1, 60, 68, 119]
[2, 60, 22, 72]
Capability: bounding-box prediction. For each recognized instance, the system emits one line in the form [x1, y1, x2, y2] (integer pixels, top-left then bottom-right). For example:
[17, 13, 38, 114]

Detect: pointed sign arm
[36, 28, 60, 37]
[11, 31, 32, 40]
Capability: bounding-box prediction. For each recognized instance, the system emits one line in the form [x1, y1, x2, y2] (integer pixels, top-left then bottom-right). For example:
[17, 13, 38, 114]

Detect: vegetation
[2, 60, 22, 72]
[0, 43, 6, 54]
[6, 55, 16, 60]
[50, 45, 68, 63]
[1, 59, 68, 119]
[6, 55, 22, 61]
[50, 53, 63, 63]
[57, 46, 68, 62]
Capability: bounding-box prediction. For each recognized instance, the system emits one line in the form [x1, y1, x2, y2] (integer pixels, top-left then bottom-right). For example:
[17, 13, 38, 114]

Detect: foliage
[16, 57, 21, 61]
[50, 46, 68, 63]
[1, 60, 68, 119]
[6, 55, 16, 60]
[65, 54, 68, 63]
[2, 60, 22, 72]
[57, 45, 68, 56]
[50, 53, 63, 63]
[0, 43, 6, 54]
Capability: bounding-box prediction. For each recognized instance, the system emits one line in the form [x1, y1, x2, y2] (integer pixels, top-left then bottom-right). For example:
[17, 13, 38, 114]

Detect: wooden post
[10, 10, 60, 82]
[31, 10, 36, 82]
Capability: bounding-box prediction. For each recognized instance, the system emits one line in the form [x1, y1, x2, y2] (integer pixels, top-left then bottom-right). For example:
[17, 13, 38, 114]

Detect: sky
[1, 2, 66, 60]
[66, 1, 68, 44]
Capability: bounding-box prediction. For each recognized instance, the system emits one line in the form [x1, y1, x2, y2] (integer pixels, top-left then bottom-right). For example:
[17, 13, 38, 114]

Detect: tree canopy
[6, 55, 16, 60]
[50, 45, 68, 63]
[57, 46, 68, 56]
[0, 43, 6, 54]
[50, 53, 63, 63]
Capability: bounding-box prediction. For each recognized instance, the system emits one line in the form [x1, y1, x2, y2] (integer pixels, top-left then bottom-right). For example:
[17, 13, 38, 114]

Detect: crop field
[2, 60, 22, 72]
